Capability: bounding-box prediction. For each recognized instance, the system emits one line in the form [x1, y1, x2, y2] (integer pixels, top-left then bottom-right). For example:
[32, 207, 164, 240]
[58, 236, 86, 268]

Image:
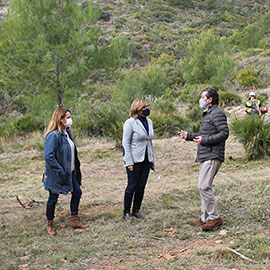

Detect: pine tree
[182, 30, 235, 87]
[0, 0, 103, 112]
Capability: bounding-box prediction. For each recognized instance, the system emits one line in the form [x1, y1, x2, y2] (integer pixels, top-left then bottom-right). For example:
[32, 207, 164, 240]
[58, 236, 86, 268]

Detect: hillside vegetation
[1, 0, 270, 146]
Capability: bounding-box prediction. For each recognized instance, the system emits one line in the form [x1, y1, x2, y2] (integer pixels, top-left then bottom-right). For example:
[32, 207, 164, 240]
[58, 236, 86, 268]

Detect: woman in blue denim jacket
[44, 107, 88, 235]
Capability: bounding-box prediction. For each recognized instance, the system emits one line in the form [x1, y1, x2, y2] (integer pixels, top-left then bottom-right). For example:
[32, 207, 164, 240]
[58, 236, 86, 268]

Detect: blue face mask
[199, 98, 207, 109]
[142, 108, 150, 116]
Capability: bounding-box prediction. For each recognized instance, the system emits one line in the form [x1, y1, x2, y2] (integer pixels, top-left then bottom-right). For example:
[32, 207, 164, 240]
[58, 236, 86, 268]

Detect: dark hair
[205, 87, 219, 105]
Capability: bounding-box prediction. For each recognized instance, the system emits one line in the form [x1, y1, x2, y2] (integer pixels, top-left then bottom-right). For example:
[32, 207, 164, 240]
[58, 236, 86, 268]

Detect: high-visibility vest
[246, 100, 261, 111]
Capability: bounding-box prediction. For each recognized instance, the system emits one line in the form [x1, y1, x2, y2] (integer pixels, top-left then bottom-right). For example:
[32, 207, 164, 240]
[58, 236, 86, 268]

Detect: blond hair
[45, 108, 68, 137]
[129, 98, 148, 118]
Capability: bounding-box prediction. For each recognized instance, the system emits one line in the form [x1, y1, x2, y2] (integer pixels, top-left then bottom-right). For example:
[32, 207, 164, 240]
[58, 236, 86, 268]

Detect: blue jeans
[46, 171, 82, 220]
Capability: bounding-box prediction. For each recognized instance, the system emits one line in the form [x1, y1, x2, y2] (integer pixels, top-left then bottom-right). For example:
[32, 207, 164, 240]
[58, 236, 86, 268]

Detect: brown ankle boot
[47, 219, 57, 236]
[70, 215, 88, 229]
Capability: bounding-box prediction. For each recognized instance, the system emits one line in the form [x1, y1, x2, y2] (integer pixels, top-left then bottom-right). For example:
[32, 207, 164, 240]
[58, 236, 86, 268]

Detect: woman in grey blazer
[122, 98, 155, 220]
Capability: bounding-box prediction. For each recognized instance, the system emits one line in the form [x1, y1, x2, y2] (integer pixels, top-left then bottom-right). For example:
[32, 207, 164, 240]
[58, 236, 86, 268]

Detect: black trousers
[124, 156, 151, 214]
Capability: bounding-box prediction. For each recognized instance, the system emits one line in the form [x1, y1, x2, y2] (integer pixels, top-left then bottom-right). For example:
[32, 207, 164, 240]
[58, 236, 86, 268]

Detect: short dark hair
[205, 87, 219, 105]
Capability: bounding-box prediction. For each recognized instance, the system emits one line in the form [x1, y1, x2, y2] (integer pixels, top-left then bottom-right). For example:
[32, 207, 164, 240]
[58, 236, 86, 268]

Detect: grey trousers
[198, 159, 221, 223]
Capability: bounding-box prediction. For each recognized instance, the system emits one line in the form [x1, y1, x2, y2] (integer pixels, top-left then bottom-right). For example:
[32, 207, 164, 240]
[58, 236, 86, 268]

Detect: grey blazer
[122, 117, 155, 167]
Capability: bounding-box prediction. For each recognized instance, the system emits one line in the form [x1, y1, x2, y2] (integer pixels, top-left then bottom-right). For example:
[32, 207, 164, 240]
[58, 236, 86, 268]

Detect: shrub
[219, 91, 242, 107]
[112, 65, 169, 109]
[230, 115, 270, 160]
[151, 112, 186, 137]
[12, 114, 44, 135]
[185, 94, 202, 133]
[147, 1, 176, 22]
[228, 24, 264, 50]
[166, 0, 193, 8]
[236, 68, 262, 89]
[260, 11, 270, 34]
[207, 0, 216, 9]
[178, 84, 207, 102]
[239, 23, 264, 50]
[257, 93, 268, 105]
[74, 105, 125, 148]
[0, 117, 15, 138]
[182, 30, 235, 87]
[150, 98, 187, 137]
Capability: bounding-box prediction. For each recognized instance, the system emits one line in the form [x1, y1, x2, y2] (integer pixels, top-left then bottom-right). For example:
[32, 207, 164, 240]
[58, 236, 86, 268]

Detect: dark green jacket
[186, 105, 229, 162]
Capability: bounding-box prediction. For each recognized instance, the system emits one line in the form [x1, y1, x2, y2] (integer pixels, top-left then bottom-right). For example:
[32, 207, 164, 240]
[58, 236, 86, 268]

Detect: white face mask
[64, 118, 72, 128]
[199, 98, 208, 109]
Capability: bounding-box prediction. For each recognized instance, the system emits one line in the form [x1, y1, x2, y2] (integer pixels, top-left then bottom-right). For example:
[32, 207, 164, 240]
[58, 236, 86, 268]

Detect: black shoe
[132, 211, 145, 220]
[123, 213, 130, 221]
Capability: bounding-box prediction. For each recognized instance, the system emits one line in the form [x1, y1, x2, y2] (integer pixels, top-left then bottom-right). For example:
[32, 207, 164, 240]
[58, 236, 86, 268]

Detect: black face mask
[142, 108, 150, 116]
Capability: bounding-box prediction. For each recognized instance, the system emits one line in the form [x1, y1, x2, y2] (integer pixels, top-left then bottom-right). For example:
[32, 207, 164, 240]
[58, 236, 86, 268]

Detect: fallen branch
[151, 236, 166, 241]
[225, 246, 264, 264]
[178, 247, 188, 254]
[16, 195, 26, 208]
[16, 195, 46, 209]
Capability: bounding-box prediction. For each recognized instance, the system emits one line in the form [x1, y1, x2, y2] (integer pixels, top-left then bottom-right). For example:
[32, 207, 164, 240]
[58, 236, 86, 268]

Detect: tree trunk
[56, 56, 62, 106]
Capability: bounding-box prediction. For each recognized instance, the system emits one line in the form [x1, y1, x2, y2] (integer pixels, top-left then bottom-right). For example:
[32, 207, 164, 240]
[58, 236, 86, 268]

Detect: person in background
[179, 88, 229, 231]
[122, 98, 155, 221]
[43, 107, 88, 236]
[244, 92, 262, 116]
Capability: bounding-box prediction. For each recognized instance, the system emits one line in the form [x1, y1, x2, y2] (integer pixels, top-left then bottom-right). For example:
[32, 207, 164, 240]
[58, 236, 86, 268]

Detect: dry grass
[1, 134, 270, 270]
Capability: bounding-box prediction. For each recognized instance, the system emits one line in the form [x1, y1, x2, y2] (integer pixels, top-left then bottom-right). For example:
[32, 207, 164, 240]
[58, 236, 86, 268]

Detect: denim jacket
[43, 128, 81, 194]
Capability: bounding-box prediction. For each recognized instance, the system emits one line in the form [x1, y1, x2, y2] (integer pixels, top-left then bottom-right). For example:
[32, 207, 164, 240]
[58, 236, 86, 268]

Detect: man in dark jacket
[179, 88, 229, 231]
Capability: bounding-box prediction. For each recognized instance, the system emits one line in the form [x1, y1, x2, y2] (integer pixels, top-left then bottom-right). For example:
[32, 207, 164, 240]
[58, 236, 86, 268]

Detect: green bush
[257, 93, 268, 105]
[182, 30, 235, 87]
[230, 115, 270, 160]
[178, 84, 209, 102]
[207, 0, 216, 9]
[260, 11, 270, 34]
[150, 98, 187, 137]
[147, 1, 176, 22]
[185, 95, 202, 133]
[12, 114, 44, 135]
[219, 91, 242, 107]
[151, 112, 186, 137]
[229, 24, 264, 50]
[74, 105, 125, 148]
[236, 68, 262, 88]
[0, 117, 15, 138]
[166, 0, 193, 8]
[239, 23, 264, 50]
[112, 65, 169, 109]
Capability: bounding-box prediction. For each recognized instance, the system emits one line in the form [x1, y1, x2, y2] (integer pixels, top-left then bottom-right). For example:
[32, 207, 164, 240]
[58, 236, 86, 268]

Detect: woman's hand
[128, 165, 134, 171]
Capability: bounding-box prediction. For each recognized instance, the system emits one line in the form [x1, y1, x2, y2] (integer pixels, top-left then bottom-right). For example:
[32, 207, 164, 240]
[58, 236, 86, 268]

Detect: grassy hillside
[98, 0, 267, 63]
[1, 134, 270, 269]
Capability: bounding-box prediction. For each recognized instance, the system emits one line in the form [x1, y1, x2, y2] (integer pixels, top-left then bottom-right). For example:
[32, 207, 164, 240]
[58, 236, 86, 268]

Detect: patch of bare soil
[0, 149, 38, 161]
[83, 204, 118, 218]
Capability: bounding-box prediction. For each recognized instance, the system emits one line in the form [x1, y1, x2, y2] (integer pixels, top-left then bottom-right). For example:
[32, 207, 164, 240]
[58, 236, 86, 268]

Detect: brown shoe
[202, 217, 223, 231]
[47, 219, 57, 236]
[70, 215, 88, 229]
[189, 219, 205, 227]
